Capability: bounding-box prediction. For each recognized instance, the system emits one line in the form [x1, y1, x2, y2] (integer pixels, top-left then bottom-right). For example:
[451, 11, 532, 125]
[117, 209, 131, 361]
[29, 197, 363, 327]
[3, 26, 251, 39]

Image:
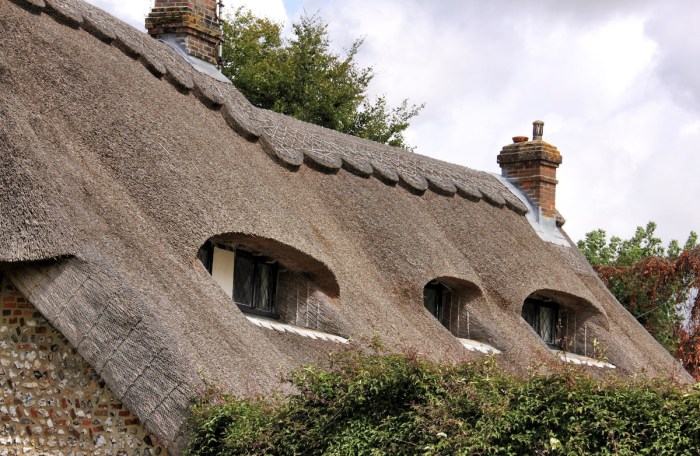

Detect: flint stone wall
[0, 275, 168, 456]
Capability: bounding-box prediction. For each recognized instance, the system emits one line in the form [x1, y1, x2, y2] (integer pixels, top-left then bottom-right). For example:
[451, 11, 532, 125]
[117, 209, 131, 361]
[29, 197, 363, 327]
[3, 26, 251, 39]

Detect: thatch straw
[1, 0, 690, 452]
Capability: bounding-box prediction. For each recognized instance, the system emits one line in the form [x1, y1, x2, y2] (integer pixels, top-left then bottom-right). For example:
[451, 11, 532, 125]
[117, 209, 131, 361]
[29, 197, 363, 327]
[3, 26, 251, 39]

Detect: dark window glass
[233, 250, 277, 316]
[424, 286, 440, 319]
[424, 282, 450, 327]
[441, 289, 452, 327]
[254, 262, 274, 312]
[197, 242, 213, 274]
[523, 298, 559, 347]
[233, 251, 255, 307]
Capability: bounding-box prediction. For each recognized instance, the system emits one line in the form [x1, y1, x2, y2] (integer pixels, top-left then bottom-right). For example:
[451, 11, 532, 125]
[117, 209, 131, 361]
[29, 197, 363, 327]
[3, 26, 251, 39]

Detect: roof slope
[0, 0, 528, 267]
[0, 0, 689, 452]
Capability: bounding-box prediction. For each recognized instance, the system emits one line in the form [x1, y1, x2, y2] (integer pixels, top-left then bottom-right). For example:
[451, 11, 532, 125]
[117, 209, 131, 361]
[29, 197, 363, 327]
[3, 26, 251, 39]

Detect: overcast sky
[88, 0, 699, 246]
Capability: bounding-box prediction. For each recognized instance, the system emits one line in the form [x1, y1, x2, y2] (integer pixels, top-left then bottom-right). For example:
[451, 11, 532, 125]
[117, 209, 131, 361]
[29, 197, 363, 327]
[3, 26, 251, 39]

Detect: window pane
[440, 290, 452, 327]
[254, 262, 274, 311]
[538, 306, 556, 344]
[523, 299, 561, 347]
[233, 252, 254, 307]
[424, 287, 439, 318]
[522, 300, 538, 331]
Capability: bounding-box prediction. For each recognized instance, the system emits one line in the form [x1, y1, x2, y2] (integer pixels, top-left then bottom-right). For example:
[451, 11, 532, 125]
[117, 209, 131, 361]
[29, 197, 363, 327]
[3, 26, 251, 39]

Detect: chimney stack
[146, 0, 222, 65]
[497, 121, 562, 219]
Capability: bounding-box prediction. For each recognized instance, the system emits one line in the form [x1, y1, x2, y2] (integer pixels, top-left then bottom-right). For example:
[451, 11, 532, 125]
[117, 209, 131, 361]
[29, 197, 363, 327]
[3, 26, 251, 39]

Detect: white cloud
[88, 0, 152, 30]
[87, 0, 288, 29]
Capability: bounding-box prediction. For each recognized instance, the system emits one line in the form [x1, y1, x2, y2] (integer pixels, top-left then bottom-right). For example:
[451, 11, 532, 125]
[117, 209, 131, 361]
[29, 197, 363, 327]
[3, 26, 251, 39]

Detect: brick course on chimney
[146, 0, 222, 64]
[497, 121, 562, 219]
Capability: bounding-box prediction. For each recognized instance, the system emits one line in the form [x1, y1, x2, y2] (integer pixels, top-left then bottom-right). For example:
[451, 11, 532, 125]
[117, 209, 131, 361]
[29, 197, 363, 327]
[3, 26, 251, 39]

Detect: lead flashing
[493, 173, 571, 247]
[159, 35, 230, 84]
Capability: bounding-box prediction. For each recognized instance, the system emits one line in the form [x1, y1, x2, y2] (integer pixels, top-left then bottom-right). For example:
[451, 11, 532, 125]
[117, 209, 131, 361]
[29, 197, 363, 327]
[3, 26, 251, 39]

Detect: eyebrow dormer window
[199, 243, 278, 318]
[421, 278, 500, 354]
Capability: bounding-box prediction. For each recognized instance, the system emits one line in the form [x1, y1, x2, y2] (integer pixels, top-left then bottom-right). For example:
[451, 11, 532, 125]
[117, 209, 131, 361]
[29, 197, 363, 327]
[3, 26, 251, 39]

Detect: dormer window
[198, 234, 348, 336]
[421, 278, 500, 354]
[199, 242, 278, 318]
[521, 291, 615, 368]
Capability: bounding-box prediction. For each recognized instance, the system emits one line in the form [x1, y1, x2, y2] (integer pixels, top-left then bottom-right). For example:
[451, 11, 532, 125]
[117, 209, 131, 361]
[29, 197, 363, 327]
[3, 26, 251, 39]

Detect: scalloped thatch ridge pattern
[9, 0, 529, 216]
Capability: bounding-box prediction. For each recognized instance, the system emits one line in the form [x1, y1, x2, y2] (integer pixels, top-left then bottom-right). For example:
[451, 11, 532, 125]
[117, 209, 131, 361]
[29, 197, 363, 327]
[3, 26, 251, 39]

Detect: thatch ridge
[8, 0, 528, 218]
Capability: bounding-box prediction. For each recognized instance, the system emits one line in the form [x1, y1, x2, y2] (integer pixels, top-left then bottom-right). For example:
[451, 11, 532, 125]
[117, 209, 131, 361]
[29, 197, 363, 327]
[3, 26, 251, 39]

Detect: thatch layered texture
[0, 0, 689, 452]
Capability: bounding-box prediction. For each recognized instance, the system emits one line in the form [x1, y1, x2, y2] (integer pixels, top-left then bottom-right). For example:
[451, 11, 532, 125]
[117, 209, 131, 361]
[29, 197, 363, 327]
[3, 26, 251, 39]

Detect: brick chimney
[146, 0, 222, 65]
[497, 121, 562, 219]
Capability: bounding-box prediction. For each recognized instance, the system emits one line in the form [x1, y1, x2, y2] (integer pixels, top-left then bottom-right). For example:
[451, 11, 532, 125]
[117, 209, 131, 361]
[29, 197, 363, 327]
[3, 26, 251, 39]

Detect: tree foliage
[220, 9, 424, 149]
[185, 351, 700, 455]
[578, 222, 700, 378]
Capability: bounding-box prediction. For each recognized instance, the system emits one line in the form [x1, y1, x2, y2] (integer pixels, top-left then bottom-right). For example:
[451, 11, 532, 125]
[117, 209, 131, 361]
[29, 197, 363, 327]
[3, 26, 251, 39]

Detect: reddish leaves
[594, 247, 700, 379]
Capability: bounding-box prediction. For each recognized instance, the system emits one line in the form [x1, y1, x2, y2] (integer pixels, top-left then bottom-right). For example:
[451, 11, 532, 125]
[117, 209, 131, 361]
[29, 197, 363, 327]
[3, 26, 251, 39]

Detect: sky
[89, 0, 700, 246]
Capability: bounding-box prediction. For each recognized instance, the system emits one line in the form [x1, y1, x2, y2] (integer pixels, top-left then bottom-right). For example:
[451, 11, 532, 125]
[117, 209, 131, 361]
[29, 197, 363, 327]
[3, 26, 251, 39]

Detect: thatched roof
[0, 0, 690, 452]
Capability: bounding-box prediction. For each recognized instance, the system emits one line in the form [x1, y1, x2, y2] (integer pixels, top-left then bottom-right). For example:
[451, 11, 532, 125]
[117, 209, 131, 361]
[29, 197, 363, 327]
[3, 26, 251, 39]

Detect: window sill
[236, 304, 279, 320]
[245, 315, 349, 344]
[458, 338, 501, 354]
[552, 350, 616, 369]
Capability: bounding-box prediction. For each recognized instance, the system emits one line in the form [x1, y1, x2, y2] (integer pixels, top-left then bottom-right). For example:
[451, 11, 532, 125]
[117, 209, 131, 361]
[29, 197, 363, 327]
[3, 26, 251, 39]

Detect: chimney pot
[512, 136, 528, 143]
[532, 120, 544, 141]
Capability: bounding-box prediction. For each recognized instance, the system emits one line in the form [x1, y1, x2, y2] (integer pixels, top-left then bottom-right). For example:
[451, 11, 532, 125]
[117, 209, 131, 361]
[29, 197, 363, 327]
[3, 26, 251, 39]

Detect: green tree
[578, 222, 700, 378]
[221, 8, 423, 149]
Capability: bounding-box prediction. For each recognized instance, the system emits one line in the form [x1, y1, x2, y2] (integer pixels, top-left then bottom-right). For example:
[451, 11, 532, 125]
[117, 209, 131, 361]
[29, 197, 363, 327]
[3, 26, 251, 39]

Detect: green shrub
[185, 351, 700, 455]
